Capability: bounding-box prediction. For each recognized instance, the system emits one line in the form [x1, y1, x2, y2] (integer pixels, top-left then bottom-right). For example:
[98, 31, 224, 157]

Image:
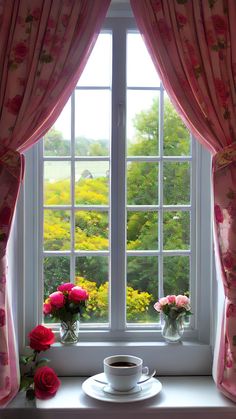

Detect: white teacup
[103, 355, 149, 392]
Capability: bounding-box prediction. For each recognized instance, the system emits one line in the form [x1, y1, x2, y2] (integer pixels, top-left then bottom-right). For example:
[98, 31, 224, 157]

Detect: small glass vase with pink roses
[154, 295, 192, 343]
[43, 283, 89, 344]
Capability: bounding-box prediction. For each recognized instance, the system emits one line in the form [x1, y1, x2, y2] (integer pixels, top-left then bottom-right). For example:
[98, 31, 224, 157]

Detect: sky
[54, 33, 161, 142]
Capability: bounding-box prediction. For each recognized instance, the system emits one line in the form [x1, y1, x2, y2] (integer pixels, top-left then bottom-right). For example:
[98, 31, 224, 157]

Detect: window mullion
[70, 93, 76, 283]
[110, 21, 127, 332]
[158, 84, 164, 299]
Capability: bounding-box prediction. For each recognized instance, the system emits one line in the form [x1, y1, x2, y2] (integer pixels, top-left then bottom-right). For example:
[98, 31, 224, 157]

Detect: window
[20, 14, 212, 374]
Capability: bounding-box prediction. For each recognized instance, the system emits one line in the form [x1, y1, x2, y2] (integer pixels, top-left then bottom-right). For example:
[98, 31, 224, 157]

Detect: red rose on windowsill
[34, 366, 60, 400]
[29, 325, 55, 351]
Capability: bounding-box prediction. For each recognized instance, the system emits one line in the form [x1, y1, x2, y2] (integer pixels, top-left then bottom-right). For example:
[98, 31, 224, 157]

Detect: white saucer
[82, 373, 162, 403]
[103, 384, 142, 395]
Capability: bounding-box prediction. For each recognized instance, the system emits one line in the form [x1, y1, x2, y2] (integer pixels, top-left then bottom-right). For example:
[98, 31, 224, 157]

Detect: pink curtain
[0, 0, 110, 407]
[131, 0, 236, 402]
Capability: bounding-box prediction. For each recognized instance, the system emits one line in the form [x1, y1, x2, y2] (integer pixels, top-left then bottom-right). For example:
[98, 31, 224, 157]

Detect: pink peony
[167, 295, 176, 304]
[159, 297, 168, 306]
[43, 302, 52, 315]
[176, 295, 190, 308]
[69, 286, 89, 302]
[49, 291, 65, 308]
[57, 282, 75, 292]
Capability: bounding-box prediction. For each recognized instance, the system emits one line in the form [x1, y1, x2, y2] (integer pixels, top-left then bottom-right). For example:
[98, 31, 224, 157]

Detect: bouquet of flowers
[43, 282, 89, 322]
[20, 325, 60, 400]
[43, 282, 89, 344]
[154, 294, 192, 319]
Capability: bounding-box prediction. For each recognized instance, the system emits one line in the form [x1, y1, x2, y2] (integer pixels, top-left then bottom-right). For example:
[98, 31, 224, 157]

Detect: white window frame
[17, 13, 213, 375]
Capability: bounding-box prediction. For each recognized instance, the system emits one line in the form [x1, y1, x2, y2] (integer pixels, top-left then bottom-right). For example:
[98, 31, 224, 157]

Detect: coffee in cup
[103, 355, 149, 391]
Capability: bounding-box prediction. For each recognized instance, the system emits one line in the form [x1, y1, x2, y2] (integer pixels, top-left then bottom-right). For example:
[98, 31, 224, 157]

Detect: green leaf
[36, 358, 50, 368]
[20, 376, 34, 391]
[25, 15, 33, 23]
[20, 356, 28, 365]
[233, 336, 236, 346]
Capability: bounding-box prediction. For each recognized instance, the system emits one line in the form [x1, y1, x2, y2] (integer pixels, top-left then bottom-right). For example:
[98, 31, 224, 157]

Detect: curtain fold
[0, 0, 110, 407]
[131, 0, 236, 402]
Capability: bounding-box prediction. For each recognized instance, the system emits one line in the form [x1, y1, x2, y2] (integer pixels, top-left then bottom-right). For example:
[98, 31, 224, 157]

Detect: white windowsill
[6, 377, 236, 419]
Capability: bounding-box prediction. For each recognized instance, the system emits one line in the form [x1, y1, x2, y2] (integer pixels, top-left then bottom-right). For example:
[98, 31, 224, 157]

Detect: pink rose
[154, 302, 161, 312]
[176, 13, 187, 27]
[0, 309, 5, 327]
[226, 303, 236, 318]
[13, 42, 28, 63]
[5, 95, 23, 115]
[61, 14, 69, 27]
[43, 302, 52, 315]
[159, 297, 168, 306]
[223, 251, 234, 270]
[212, 15, 227, 35]
[69, 286, 89, 302]
[214, 204, 223, 223]
[57, 282, 75, 292]
[176, 295, 190, 308]
[167, 295, 176, 304]
[49, 291, 65, 308]
[214, 79, 229, 106]
[158, 18, 172, 42]
[32, 8, 41, 20]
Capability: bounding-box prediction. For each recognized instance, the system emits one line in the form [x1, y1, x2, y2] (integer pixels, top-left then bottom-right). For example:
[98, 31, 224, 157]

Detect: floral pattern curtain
[131, 0, 236, 402]
[0, 0, 110, 407]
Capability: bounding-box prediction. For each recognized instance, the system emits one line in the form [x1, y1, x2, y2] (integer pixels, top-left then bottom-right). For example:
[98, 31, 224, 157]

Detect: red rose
[57, 282, 75, 292]
[212, 15, 227, 35]
[29, 325, 55, 351]
[34, 366, 60, 400]
[69, 286, 89, 302]
[5, 95, 23, 115]
[214, 204, 223, 223]
[13, 42, 28, 63]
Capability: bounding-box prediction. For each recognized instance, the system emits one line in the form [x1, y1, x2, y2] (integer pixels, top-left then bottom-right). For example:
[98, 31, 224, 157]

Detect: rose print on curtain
[131, 0, 236, 402]
[0, 0, 110, 407]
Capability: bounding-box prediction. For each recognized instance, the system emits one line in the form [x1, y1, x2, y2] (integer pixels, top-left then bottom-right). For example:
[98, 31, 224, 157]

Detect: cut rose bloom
[34, 366, 60, 399]
[167, 295, 176, 304]
[176, 295, 190, 307]
[49, 291, 65, 308]
[69, 286, 89, 302]
[57, 282, 75, 292]
[43, 301, 52, 315]
[29, 325, 54, 351]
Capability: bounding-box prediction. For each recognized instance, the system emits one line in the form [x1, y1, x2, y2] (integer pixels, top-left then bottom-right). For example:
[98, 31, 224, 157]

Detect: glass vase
[162, 315, 184, 343]
[60, 319, 79, 344]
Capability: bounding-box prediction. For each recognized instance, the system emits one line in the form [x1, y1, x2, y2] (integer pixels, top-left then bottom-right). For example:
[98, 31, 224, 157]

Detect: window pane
[163, 256, 190, 296]
[77, 33, 112, 87]
[44, 162, 70, 205]
[127, 162, 158, 205]
[127, 92, 159, 155]
[163, 94, 190, 156]
[127, 256, 158, 323]
[127, 33, 160, 87]
[127, 212, 158, 250]
[163, 211, 190, 250]
[44, 99, 71, 156]
[163, 162, 190, 205]
[75, 161, 109, 205]
[75, 256, 108, 323]
[44, 210, 70, 250]
[75, 211, 109, 250]
[75, 90, 110, 156]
